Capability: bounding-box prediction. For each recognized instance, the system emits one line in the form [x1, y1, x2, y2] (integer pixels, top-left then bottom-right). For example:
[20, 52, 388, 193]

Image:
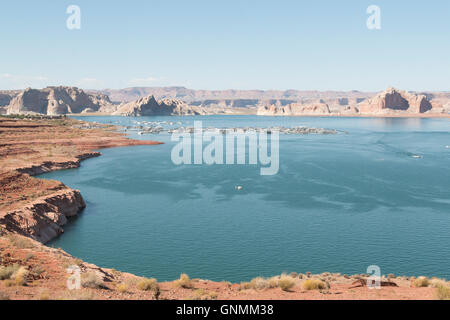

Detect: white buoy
[235, 185, 243, 191]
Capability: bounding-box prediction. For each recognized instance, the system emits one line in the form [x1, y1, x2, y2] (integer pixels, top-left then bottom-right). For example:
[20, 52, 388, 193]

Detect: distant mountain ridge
[92, 87, 376, 106]
[1, 86, 449, 116]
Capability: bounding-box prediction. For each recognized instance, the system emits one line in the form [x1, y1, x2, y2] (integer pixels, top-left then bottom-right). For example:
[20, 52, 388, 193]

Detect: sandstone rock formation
[258, 102, 331, 116]
[0, 92, 14, 107]
[112, 95, 202, 116]
[0, 186, 86, 243]
[357, 87, 433, 114]
[258, 88, 439, 116]
[6, 86, 113, 115]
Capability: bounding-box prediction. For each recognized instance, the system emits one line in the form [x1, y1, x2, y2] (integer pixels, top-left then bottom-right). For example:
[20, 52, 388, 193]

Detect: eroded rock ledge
[0, 187, 85, 243]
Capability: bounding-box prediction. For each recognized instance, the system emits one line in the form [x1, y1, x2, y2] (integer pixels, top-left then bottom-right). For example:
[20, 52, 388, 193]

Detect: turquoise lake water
[42, 116, 450, 282]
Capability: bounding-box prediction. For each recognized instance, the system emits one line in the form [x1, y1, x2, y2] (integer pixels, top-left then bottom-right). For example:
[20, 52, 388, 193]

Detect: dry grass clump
[111, 268, 122, 277]
[7, 235, 34, 249]
[3, 280, 15, 287]
[0, 264, 28, 286]
[191, 289, 218, 300]
[412, 276, 430, 288]
[81, 272, 103, 289]
[137, 278, 159, 291]
[302, 279, 328, 290]
[24, 253, 34, 263]
[278, 275, 296, 291]
[240, 277, 276, 290]
[0, 264, 20, 280]
[14, 267, 29, 286]
[72, 258, 83, 266]
[240, 275, 296, 291]
[175, 273, 194, 289]
[430, 278, 447, 288]
[31, 265, 44, 277]
[436, 283, 450, 300]
[251, 277, 277, 290]
[39, 290, 50, 300]
[116, 283, 129, 293]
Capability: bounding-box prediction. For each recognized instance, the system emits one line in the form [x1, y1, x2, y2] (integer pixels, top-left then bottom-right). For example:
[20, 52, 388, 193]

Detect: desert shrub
[14, 267, 29, 286]
[39, 291, 50, 300]
[436, 283, 450, 300]
[249, 277, 271, 290]
[31, 265, 44, 277]
[175, 274, 194, 289]
[7, 235, 34, 249]
[267, 277, 280, 288]
[241, 275, 294, 291]
[278, 276, 296, 291]
[111, 268, 121, 277]
[430, 278, 447, 288]
[0, 264, 20, 280]
[116, 283, 129, 293]
[81, 272, 103, 289]
[24, 253, 34, 263]
[137, 278, 159, 292]
[302, 279, 328, 290]
[3, 280, 15, 287]
[413, 276, 430, 288]
[240, 281, 251, 290]
[191, 289, 218, 300]
[73, 258, 83, 266]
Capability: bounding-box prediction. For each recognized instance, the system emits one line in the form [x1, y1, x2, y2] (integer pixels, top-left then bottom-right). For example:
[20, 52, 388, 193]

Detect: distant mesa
[4, 86, 112, 116]
[112, 95, 202, 116]
[357, 87, 432, 115]
[258, 102, 332, 116]
[257, 87, 439, 116]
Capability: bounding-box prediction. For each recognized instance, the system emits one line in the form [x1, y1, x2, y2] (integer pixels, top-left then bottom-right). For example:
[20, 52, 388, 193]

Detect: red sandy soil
[0, 116, 448, 300]
[0, 234, 442, 300]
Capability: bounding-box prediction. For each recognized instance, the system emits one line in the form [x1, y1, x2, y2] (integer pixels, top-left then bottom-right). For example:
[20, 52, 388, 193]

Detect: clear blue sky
[0, 0, 449, 91]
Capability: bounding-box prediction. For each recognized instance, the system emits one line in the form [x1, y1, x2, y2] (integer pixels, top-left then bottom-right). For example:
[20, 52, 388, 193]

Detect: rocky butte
[357, 87, 432, 115]
[5, 86, 113, 115]
[257, 87, 446, 117]
[112, 95, 203, 116]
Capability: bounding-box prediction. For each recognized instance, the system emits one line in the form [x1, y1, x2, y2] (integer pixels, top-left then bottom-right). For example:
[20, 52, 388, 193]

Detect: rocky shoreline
[0, 117, 162, 244]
